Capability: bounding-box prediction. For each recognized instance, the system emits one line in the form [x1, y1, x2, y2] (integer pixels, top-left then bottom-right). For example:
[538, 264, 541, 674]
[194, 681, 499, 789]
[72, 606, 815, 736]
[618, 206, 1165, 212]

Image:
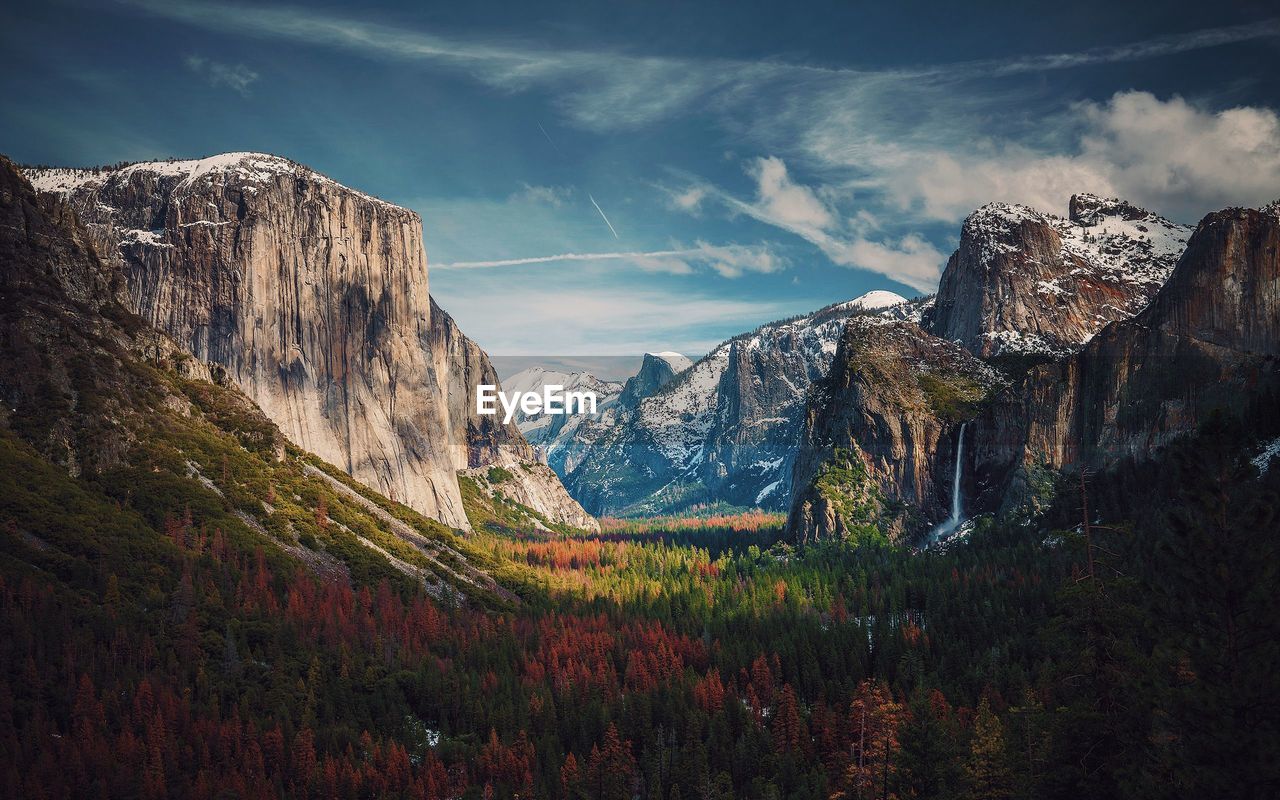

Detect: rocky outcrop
[972, 201, 1280, 513]
[926, 194, 1189, 358]
[559, 293, 907, 515]
[618, 352, 689, 408]
[786, 318, 998, 544]
[786, 198, 1278, 543]
[460, 462, 600, 532]
[25, 153, 591, 531]
[1, 154, 167, 475]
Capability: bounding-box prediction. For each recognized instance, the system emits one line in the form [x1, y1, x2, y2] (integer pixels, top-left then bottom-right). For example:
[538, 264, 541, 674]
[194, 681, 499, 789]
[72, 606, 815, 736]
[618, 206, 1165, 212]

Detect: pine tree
[962, 698, 1012, 800]
[897, 688, 961, 799]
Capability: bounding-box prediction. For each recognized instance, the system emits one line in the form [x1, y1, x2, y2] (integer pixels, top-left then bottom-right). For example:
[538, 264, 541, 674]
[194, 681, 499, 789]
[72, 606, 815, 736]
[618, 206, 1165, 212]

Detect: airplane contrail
[588, 193, 619, 239]
[536, 122, 563, 156]
[435, 248, 700, 269]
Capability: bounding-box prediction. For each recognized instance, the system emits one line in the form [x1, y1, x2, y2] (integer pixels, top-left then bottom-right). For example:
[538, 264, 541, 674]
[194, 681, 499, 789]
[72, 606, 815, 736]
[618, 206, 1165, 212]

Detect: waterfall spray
[929, 422, 967, 545]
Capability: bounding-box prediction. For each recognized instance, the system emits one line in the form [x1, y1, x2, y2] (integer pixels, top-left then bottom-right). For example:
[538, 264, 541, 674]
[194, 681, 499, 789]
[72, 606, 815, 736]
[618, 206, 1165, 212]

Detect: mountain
[617, 352, 691, 408]
[787, 317, 999, 544]
[24, 153, 592, 532]
[0, 153, 515, 604]
[557, 291, 909, 515]
[973, 198, 1280, 516]
[504, 366, 624, 459]
[788, 194, 1279, 545]
[925, 194, 1190, 359]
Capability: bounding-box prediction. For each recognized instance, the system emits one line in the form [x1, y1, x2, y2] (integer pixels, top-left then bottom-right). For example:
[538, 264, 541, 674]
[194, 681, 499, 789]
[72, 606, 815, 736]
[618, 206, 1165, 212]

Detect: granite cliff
[926, 194, 1189, 358]
[786, 318, 998, 544]
[25, 153, 592, 531]
[0, 153, 516, 603]
[972, 199, 1280, 515]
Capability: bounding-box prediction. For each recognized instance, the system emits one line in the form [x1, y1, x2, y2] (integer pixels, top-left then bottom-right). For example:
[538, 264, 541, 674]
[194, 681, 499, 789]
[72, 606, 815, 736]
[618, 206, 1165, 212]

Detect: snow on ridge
[647, 351, 693, 373]
[1253, 437, 1280, 475]
[503, 366, 621, 398]
[835, 290, 908, 312]
[24, 152, 404, 211]
[633, 294, 880, 468]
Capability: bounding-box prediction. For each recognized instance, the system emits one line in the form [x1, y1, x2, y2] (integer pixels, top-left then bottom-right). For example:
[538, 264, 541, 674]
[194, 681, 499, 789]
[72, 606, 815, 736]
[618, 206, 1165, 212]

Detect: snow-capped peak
[502, 366, 620, 398]
[646, 351, 693, 373]
[846, 290, 908, 311]
[25, 152, 400, 209]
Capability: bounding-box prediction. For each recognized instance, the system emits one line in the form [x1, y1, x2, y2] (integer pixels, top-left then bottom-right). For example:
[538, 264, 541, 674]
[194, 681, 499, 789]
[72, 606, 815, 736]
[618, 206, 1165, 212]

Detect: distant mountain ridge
[553, 291, 910, 515]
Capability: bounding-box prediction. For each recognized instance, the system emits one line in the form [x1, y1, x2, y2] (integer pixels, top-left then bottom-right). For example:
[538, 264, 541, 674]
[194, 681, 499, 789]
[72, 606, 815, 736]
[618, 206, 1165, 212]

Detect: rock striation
[25, 153, 592, 531]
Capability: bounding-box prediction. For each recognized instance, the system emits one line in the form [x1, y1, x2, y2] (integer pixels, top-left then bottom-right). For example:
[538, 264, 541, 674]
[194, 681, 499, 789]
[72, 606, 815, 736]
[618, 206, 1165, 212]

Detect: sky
[2, 0, 1279, 358]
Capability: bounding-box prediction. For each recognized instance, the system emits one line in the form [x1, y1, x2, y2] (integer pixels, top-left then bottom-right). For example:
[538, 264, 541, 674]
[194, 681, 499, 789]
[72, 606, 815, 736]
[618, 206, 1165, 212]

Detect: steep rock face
[618, 352, 689, 408]
[0, 155, 515, 602]
[25, 154, 590, 531]
[926, 195, 1189, 358]
[786, 318, 998, 545]
[973, 202, 1280, 512]
[427, 298, 538, 469]
[560, 292, 908, 515]
[0, 154, 177, 475]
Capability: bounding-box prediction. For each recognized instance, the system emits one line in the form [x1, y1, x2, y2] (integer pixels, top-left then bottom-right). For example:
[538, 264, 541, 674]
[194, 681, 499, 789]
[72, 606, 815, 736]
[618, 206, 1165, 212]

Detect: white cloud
[184, 54, 258, 96]
[668, 185, 708, 213]
[684, 158, 944, 291]
[433, 283, 791, 355]
[694, 240, 785, 278]
[749, 156, 834, 230]
[857, 92, 1280, 223]
[1078, 92, 1280, 217]
[509, 183, 573, 207]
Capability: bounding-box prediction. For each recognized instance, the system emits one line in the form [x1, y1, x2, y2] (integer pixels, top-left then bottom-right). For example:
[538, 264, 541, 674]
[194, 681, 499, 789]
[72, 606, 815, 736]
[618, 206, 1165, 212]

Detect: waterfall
[929, 422, 967, 545]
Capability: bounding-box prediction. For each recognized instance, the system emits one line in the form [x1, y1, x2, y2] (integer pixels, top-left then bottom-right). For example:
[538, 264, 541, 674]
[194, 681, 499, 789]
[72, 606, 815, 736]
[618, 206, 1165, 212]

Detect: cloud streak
[183, 54, 258, 96]
[434, 242, 783, 278]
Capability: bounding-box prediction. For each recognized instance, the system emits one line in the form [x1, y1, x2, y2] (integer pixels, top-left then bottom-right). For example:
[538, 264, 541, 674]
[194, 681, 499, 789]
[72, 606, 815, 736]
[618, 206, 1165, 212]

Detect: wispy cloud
[970, 19, 1280, 77]
[434, 283, 793, 356]
[434, 242, 784, 279]
[125, 1, 1280, 129]
[183, 54, 258, 96]
[508, 183, 573, 207]
[686, 157, 945, 292]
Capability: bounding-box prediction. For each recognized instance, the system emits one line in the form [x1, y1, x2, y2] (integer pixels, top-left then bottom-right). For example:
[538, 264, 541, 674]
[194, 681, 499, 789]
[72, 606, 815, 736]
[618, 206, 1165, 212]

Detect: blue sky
[3, 1, 1279, 356]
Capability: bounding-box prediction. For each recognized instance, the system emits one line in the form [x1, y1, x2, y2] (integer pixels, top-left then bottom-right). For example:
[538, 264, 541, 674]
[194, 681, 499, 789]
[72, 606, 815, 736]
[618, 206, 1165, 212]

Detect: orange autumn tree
[834, 679, 904, 800]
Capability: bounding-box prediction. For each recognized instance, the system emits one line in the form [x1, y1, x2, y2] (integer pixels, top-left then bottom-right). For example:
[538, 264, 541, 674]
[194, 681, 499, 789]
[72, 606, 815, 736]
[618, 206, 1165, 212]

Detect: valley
[2, 141, 1277, 800]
